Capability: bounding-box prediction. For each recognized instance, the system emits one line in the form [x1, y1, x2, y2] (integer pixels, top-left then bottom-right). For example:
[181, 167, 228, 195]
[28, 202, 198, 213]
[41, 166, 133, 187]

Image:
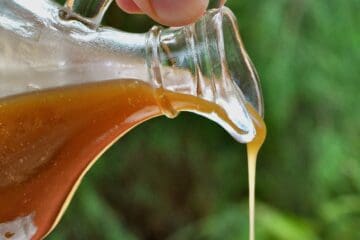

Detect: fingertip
[133, 0, 209, 26]
[115, 0, 143, 14]
[152, 0, 209, 26]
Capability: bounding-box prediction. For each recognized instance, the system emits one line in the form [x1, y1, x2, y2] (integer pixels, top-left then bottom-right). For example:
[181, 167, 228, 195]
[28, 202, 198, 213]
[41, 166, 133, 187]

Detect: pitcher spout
[147, 7, 264, 143]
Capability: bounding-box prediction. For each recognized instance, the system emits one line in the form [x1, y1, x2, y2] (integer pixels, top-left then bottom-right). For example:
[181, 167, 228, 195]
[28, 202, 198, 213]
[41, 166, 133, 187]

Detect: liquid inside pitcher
[0, 0, 264, 239]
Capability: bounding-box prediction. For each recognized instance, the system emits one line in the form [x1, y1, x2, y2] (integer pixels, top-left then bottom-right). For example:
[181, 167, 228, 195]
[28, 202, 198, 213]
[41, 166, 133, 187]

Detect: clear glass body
[0, 0, 264, 239]
[0, 0, 263, 142]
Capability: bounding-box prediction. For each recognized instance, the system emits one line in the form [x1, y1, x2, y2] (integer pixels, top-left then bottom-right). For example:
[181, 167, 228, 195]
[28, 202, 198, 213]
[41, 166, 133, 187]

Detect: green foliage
[49, 0, 359, 239]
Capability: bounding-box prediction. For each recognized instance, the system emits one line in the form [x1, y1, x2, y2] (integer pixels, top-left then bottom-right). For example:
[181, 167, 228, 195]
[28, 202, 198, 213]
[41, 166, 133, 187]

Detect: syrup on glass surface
[0, 79, 265, 240]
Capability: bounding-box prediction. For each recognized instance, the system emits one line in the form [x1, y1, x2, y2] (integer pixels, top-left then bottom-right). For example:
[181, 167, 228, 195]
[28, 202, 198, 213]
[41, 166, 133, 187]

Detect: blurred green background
[50, 0, 359, 239]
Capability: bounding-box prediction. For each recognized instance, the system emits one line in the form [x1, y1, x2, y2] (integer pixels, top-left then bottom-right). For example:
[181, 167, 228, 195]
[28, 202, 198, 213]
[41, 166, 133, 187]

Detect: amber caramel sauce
[0, 79, 266, 240]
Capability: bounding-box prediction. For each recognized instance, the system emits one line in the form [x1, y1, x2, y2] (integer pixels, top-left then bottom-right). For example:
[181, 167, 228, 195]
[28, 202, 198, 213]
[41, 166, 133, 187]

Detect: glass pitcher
[0, 0, 264, 239]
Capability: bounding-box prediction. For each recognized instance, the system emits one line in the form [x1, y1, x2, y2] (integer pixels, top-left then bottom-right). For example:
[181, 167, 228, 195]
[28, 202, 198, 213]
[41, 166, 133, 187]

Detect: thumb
[132, 0, 209, 26]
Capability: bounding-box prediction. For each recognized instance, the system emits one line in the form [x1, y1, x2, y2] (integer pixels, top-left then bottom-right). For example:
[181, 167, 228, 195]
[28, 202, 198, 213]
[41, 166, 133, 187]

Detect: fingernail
[151, 0, 209, 26]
